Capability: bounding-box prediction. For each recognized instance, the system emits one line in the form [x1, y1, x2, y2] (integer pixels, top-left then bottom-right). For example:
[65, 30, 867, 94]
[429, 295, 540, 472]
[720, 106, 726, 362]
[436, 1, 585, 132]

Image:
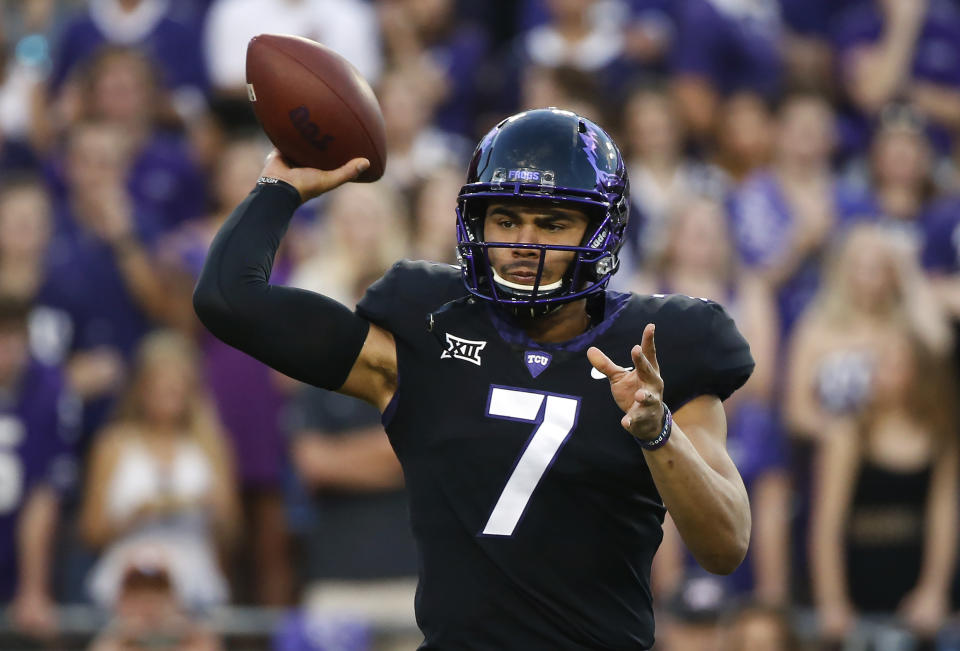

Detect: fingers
[629, 325, 659, 375]
[260, 150, 371, 201]
[622, 389, 663, 436]
[587, 346, 624, 379]
[323, 157, 371, 189]
[641, 323, 659, 374]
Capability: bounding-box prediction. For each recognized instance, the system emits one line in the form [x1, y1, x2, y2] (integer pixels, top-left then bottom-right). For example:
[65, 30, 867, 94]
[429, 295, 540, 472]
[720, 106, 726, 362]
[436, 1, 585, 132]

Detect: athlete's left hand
[587, 324, 665, 441]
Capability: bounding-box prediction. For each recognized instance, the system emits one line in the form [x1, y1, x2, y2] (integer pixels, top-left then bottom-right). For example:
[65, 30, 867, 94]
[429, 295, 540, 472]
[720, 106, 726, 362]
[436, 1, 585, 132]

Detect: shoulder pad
[637, 294, 755, 408]
[356, 260, 465, 342]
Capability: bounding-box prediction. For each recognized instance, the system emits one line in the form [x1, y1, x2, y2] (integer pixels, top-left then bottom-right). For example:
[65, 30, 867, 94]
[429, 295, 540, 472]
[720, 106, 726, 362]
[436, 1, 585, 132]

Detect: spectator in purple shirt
[378, 0, 490, 137]
[49, 0, 208, 107]
[672, 0, 783, 143]
[0, 177, 76, 369]
[70, 46, 206, 232]
[494, 0, 634, 121]
[0, 296, 80, 640]
[832, 0, 960, 156]
[519, 0, 676, 71]
[44, 121, 169, 438]
[729, 92, 878, 338]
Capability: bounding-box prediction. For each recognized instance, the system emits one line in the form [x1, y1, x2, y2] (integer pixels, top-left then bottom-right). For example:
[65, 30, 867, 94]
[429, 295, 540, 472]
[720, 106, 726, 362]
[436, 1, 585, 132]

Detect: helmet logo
[492, 168, 556, 187]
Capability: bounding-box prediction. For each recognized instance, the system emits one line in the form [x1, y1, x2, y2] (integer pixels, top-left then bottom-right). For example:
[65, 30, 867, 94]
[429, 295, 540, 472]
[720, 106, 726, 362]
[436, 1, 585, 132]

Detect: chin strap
[491, 270, 564, 293]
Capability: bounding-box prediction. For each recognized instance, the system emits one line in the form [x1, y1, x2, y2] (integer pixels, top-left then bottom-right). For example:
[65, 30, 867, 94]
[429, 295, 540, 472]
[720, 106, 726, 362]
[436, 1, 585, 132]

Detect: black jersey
[356, 261, 754, 651]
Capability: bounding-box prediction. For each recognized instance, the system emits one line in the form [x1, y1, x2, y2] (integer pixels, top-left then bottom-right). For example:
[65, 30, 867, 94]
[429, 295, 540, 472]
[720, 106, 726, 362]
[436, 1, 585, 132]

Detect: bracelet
[636, 404, 672, 451]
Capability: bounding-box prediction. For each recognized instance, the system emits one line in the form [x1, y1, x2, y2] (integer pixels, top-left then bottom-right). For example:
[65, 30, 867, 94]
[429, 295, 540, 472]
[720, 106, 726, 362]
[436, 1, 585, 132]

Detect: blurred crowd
[2, 0, 960, 649]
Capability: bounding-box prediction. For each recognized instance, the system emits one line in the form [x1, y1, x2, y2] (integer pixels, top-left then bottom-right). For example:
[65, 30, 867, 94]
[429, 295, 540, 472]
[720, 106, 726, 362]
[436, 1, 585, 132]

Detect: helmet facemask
[456, 191, 626, 319]
[455, 108, 630, 320]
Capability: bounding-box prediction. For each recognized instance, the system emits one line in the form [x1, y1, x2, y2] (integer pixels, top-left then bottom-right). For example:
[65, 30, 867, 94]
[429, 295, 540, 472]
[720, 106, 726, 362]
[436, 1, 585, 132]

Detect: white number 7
[483, 386, 581, 536]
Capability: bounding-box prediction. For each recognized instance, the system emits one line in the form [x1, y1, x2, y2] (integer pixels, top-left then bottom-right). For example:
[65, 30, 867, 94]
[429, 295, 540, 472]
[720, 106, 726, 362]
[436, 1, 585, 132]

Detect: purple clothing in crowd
[38, 202, 163, 438]
[0, 140, 40, 176]
[44, 134, 205, 236]
[50, 3, 208, 94]
[921, 196, 960, 273]
[832, 0, 960, 154]
[428, 24, 490, 137]
[519, 0, 676, 31]
[44, 201, 161, 357]
[728, 170, 878, 336]
[129, 135, 207, 232]
[711, 398, 787, 594]
[777, 0, 854, 37]
[673, 0, 783, 99]
[161, 221, 286, 487]
[0, 361, 79, 601]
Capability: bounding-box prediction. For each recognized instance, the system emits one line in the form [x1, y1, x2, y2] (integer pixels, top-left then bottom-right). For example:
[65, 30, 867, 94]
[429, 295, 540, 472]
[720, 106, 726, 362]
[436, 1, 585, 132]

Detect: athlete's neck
[517, 299, 591, 344]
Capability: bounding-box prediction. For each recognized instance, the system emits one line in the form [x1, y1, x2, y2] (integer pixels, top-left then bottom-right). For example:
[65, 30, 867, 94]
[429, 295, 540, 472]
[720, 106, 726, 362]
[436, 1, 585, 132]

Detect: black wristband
[636, 404, 672, 451]
[257, 177, 302, 202]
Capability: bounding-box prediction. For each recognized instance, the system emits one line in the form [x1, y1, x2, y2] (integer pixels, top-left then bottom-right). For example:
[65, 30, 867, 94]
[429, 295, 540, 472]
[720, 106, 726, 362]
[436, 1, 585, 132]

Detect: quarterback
[194, 109, 754, 649]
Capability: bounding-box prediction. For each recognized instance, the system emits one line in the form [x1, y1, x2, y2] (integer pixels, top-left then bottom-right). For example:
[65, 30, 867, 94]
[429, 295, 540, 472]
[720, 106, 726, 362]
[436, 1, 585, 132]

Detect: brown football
[245, 34, 386, 182]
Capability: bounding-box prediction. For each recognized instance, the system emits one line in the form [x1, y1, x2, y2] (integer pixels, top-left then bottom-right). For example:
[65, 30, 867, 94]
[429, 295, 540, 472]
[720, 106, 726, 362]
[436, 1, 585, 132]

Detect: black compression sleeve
[193, 181, 370, 389]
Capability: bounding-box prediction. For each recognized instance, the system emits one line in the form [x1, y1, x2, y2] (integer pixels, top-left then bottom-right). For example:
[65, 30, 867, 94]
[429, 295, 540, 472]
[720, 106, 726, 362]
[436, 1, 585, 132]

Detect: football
[245, 34, 386, 182]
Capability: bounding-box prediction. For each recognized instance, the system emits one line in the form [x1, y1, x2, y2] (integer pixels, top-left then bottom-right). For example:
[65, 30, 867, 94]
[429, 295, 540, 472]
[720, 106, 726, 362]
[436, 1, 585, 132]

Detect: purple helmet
[456, 108, 630, 317]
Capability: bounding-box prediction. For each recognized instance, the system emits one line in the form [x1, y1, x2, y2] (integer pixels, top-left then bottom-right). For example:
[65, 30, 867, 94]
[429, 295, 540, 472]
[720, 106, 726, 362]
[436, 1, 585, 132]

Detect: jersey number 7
[483, 386, 581, 537]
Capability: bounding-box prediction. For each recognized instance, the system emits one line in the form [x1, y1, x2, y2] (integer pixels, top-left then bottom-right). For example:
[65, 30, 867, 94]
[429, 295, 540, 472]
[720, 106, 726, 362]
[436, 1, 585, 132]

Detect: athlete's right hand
[260, 149, 370, 202]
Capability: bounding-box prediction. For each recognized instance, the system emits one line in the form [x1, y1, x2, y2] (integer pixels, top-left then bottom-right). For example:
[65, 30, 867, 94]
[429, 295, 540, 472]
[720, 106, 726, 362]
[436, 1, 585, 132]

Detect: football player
[194, 109, 754, 649]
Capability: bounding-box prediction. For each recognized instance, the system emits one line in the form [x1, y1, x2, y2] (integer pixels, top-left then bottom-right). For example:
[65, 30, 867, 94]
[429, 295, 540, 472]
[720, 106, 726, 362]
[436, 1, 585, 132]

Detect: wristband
[256, 176, 303, 203]
[636, 404, 672, 451]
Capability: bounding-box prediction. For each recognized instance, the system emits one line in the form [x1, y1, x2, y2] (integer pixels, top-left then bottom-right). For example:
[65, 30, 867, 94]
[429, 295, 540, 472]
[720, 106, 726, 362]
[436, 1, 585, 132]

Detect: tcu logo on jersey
[524, 351, 552, 378]
[441, 333, 487, 366]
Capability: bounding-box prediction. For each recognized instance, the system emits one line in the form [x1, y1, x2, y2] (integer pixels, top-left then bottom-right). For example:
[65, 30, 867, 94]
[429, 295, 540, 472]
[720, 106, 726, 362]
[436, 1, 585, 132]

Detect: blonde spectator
[80, 331, 240, 612]
[643, 196, 788, 615]
[784, 223, 952, 442]
[810, 331, 958, 643]
[68, 46, 205, 232]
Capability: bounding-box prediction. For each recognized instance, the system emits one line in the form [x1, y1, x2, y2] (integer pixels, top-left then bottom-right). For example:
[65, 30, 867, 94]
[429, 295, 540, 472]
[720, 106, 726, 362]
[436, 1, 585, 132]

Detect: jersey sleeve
[661, 298, 755, 409]
[356, 260, 464, 343]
